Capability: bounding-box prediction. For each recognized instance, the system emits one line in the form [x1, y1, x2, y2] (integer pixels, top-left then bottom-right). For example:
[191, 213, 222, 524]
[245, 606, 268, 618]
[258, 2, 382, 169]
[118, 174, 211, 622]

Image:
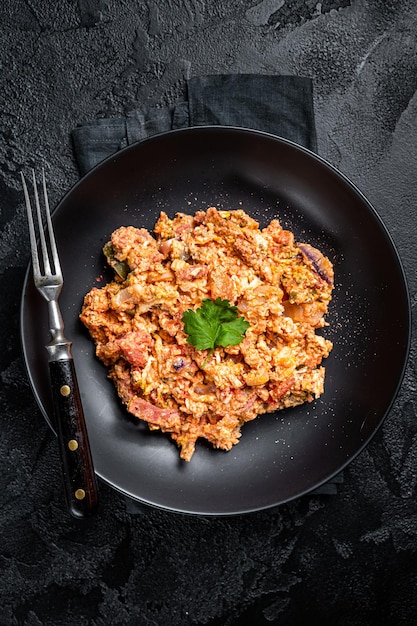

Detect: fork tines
[21, 169, 62, 283]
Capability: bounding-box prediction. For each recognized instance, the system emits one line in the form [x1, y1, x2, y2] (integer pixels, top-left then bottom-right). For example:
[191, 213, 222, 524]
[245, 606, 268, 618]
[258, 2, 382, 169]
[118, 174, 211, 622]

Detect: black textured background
[1, 1, 417, 625]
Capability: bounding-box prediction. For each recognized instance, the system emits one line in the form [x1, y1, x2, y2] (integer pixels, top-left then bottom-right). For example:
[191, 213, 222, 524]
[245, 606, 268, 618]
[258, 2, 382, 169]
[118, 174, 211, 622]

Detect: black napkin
[72, 74, 317, 175]
[71, 74, 342, 512]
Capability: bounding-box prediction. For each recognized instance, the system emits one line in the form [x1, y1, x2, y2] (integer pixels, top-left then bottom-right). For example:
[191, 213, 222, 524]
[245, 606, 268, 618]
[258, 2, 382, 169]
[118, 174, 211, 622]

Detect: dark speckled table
[1, 1, 417, 625]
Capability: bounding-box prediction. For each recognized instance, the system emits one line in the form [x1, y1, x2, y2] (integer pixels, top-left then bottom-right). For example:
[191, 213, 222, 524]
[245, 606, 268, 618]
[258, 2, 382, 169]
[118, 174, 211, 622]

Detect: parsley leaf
[182, 298, 249, 358]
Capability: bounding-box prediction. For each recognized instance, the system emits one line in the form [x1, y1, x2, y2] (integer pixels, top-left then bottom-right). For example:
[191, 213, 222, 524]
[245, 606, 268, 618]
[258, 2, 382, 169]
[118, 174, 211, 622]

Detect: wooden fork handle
[49, 358, 99, 518]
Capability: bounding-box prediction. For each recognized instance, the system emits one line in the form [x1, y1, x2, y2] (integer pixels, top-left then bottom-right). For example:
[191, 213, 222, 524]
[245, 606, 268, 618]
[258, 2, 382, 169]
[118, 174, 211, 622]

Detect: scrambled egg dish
[80, 208, 334, 461]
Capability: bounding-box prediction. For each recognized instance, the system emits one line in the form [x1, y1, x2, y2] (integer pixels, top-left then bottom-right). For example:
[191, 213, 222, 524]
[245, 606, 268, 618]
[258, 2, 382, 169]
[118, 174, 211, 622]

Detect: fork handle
[49, 358, 99, 518]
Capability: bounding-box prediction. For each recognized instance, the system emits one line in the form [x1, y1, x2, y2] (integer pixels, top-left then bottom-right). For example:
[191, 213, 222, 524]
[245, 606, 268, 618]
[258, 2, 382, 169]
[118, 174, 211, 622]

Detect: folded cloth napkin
[71, 74, 342, 513]
[72, 74, 317, 175]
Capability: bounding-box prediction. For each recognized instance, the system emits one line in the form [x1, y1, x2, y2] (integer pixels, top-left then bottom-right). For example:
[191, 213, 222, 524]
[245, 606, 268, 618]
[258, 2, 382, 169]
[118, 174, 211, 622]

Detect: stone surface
[1, 1, 417, 624]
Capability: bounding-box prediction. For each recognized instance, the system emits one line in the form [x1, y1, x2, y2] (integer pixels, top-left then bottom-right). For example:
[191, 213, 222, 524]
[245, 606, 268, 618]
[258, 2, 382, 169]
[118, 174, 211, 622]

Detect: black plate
[20, 127, 411, 515]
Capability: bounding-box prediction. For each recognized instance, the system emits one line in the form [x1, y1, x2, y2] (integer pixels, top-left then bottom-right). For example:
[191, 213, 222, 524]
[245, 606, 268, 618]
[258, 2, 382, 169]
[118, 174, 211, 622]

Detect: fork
[21, 169, 99, 518]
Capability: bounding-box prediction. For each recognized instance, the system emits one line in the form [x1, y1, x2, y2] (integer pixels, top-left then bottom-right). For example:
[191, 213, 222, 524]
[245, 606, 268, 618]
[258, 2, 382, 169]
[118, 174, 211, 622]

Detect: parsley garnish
[182, 298, 249, 362]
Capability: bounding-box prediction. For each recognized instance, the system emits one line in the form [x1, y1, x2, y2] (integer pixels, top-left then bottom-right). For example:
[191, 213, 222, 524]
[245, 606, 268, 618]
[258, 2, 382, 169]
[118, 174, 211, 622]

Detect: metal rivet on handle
[68, 439, 78, 451]
[60, 384, 71, 397]
[75, 489, 86, 500]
